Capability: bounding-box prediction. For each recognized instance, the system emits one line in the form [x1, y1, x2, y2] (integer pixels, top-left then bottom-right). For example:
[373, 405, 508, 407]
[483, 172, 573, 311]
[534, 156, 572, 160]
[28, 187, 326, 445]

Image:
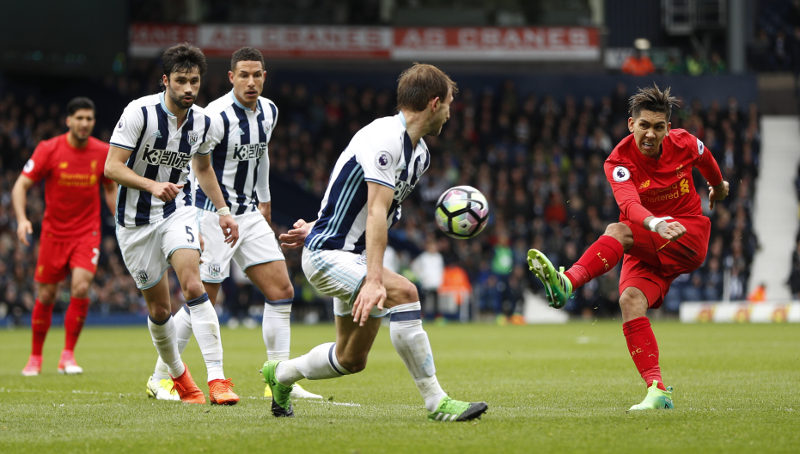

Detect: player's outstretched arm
[708, 180, 730, 210]
[105, 146, 184, 201]
[352, 182, 393, 327]
[192, 152, 239, 246]
[278, 219, 316, 249]
[11, 175, 34, 246]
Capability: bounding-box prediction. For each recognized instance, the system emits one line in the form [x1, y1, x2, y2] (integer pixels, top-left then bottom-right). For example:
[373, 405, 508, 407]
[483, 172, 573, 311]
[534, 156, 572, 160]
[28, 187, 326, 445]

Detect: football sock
[187, 293, 225, 382]
[153, 306, 192, 380]
[276, 342, 350, 385]
[147, 314, 185, 378]
[263, 299, 292, 361]
[63, 297, 90, 352]
[623, 316, 666, 391]
[564, 235, 623, 289]
[31, 300, 54, 356]
[389, 302, 447, 413]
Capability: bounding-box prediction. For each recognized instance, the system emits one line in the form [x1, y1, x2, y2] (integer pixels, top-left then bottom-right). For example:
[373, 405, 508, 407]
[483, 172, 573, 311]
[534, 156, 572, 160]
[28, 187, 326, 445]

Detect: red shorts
[620, 215, 711, 309]
[35, 234, 100, 284]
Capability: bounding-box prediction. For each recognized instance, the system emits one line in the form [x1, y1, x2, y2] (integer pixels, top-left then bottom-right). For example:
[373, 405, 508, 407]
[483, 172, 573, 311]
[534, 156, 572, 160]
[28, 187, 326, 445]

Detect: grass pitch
[0, 320, 798, 453]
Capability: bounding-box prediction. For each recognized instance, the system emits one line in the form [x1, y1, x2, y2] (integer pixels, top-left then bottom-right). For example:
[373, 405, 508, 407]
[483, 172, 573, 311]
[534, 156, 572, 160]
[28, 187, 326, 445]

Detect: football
[434, 186, 490, 239]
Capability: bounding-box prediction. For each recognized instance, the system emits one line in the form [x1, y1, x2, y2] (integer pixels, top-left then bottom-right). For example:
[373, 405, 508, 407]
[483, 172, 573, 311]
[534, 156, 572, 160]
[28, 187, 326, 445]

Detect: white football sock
[275, 342, 350, 385]
[187, 293, 224, 382]
[263, 299, 292, 361]
[153, 307, 193, 380]
[147, 315, 185, 378]
[389, 302, 447, 412]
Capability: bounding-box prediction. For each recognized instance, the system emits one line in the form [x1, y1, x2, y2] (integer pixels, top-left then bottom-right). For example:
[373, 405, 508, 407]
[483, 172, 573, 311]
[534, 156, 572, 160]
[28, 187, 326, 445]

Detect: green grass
[0, 321, 798, 453]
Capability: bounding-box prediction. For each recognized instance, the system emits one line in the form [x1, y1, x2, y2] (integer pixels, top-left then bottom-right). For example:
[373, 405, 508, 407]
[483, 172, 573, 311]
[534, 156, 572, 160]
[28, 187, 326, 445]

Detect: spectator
[621, 40, 655, 77]
[410, 238, 445, 320]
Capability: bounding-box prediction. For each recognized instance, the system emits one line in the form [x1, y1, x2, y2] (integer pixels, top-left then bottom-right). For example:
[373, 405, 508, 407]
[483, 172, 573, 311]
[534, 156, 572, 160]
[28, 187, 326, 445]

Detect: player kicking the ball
[267, 63, 487, 421]
[527, 84, 729, 410]
[106, 43, 240, 405]
[147, 47, 319, 401]
[15, 97, 117, 376]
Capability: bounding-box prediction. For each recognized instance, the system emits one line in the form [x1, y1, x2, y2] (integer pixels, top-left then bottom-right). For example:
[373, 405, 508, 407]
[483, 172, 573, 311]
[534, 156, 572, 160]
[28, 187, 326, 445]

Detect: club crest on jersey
[135, 270, 148, 285]
[375, 151, 392, 170]
[613, 166, 630, 182]
[141, 144, 191, 169]
[187, 131, 199, 146]
[262, 120, 271, 135]
[209, 263, 221, 278]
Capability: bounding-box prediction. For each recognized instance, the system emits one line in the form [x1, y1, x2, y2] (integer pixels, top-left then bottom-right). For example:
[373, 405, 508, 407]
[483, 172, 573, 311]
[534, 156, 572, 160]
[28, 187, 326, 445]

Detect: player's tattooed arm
[708, 180, 730, 210]
[645, 215, 687, 242]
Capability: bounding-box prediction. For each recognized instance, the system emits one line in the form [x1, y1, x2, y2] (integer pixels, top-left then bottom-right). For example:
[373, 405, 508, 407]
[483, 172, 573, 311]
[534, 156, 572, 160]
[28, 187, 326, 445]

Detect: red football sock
[564, 235, 623, 289]
[64, 297, 90, 352]
[31, 300, 55, 356]
[623, 317, 666, 390]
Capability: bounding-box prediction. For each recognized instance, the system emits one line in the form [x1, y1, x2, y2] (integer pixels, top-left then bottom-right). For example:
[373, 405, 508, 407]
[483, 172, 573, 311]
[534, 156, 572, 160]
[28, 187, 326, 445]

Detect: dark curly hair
[629, 83, 679, 121]
[162, 43, 207, 81]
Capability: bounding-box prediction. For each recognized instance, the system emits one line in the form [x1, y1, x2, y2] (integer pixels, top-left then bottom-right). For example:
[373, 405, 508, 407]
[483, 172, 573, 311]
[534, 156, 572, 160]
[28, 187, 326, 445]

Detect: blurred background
[0, 0, 797, 328]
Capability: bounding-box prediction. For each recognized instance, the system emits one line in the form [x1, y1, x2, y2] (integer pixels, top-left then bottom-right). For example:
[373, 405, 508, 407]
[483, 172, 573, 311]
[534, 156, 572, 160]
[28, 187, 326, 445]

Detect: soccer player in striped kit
[147, 47, 320, 401]
[266, 64, 487, 422]
[105, 43, 240, 405]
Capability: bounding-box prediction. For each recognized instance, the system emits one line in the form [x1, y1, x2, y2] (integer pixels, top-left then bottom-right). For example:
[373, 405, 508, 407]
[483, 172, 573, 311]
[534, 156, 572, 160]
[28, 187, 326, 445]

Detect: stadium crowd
[0, 70, 760, 324]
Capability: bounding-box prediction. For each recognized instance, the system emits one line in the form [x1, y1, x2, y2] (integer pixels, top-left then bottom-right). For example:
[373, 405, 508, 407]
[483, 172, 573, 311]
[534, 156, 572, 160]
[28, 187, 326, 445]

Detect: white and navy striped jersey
[110, 92, 222, 227]
[305, 113, 430, 253]
[195, 90, 277, 214]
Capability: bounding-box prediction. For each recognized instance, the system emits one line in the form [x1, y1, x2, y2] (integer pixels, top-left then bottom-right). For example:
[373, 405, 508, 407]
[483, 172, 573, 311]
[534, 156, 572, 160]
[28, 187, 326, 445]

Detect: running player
[14, 97, 117, 376]
[105, 43, 240, 405]
[266, 63, 488, 421]
[527, 84, 729, 410]
[147, 47, 319, 401]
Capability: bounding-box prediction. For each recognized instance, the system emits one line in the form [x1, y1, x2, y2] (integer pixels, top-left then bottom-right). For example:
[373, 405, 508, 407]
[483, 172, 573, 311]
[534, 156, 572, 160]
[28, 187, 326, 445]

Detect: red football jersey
[604, 128, 723, 227]
[22, 134, 110, 241]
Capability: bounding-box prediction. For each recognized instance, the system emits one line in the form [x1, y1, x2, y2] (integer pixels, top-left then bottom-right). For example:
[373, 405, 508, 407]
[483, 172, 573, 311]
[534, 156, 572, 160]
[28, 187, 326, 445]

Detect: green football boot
[428, 396, 488, 422]
[527, 249, 574, 309]
[629, 381, 674, 411]
[261, 360, 294, 417]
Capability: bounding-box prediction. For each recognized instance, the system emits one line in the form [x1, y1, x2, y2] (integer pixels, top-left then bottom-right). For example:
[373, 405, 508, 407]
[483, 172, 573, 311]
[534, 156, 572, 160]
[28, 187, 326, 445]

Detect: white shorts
[116, 205, 201, 289]
[301, 247, 390, 318]
[198, 209, 284, 282]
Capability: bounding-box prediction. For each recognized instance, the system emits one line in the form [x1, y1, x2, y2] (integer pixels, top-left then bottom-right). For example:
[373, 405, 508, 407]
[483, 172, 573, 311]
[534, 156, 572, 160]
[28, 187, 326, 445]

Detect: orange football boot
[209, 378, 239, 405]
[170, 364, 206, 404]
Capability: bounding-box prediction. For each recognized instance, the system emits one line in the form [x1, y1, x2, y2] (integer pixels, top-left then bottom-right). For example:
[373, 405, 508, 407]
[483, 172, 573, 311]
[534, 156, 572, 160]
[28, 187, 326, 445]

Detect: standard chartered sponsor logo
[232, 143, 267, 160]
[141, 144, 191, 169]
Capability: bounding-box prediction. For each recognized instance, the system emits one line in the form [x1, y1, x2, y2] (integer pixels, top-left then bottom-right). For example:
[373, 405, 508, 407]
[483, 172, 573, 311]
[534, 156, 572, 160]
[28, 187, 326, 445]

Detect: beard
[168, 87, 195, 109]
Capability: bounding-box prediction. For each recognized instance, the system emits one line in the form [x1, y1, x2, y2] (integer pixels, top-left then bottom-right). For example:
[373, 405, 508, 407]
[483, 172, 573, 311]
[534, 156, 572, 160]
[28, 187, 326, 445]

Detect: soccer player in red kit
[527, 84, 729, 410]
[13, 97, 117, 376]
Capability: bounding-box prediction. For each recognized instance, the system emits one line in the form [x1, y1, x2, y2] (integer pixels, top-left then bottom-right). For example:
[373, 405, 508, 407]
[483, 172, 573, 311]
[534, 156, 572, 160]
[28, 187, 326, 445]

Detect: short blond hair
[397, 63, 458, 112]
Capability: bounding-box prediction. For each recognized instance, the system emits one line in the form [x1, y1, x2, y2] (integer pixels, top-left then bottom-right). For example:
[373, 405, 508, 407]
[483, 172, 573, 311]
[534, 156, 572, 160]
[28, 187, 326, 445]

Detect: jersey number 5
[186, 226, 195, 243]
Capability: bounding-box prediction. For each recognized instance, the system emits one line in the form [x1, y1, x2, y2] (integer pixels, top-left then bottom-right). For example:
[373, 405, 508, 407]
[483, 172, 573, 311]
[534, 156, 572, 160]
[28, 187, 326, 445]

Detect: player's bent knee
[181, 280, 206, 300]
[148, 306, 172, 322]
[71, 282, 90, 298]
[604, 223, 632, 247]
[338, 354, 368, 374]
